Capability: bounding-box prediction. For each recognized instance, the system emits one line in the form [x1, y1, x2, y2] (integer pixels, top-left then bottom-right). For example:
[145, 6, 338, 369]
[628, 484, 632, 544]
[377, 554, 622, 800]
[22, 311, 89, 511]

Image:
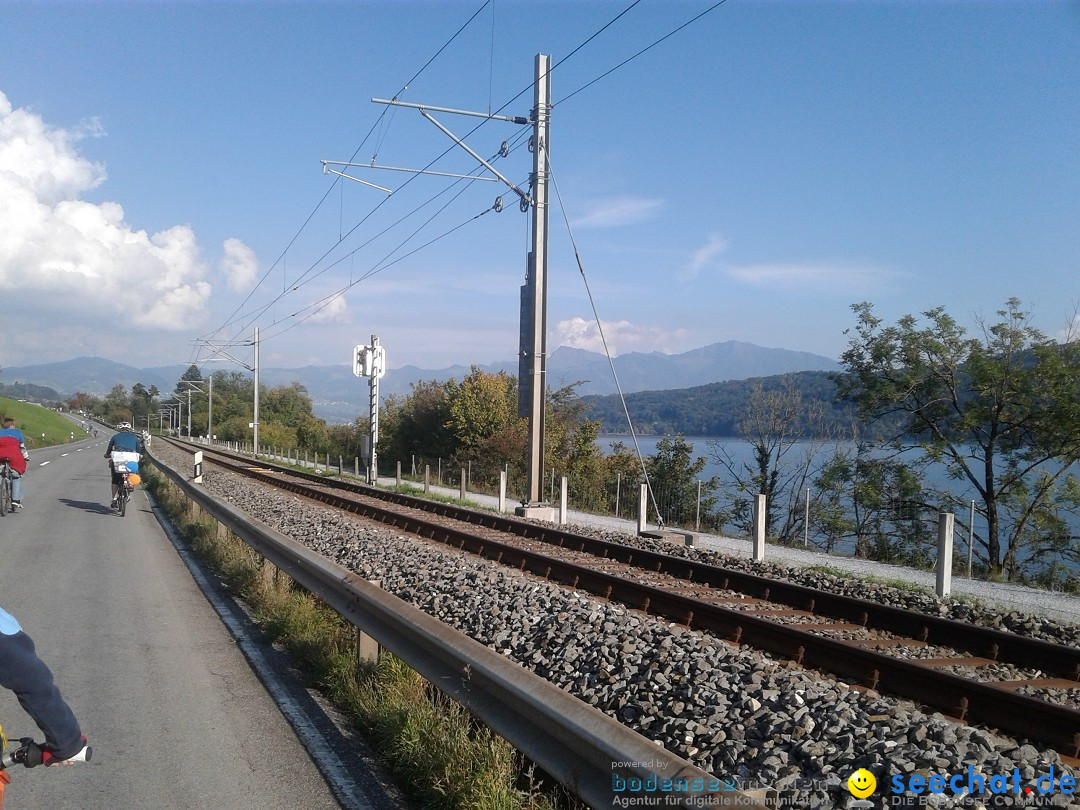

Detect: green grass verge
[0, 396, 90, 450]
[145, 466, 573, 810]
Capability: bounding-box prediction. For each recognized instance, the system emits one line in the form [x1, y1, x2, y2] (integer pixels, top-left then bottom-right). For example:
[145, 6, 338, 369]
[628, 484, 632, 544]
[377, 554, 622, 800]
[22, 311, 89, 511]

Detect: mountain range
[1, 341, 840, 424]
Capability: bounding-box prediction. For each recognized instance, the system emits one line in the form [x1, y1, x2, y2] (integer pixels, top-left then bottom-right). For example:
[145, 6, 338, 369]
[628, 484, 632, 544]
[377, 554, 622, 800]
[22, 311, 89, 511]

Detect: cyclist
[104, 426, 143, 508]
[0, 605, 85, 766]
[0, 419, 29, 509]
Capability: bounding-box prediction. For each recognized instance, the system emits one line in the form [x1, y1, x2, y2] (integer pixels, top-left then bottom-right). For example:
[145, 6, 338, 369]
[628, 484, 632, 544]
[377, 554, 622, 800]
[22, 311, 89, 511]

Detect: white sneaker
[11, 501, 21, 510]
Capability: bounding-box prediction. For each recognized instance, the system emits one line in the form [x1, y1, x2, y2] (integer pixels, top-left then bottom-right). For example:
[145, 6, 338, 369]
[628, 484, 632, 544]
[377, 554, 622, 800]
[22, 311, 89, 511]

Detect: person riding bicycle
[0, 605, 86, 767]
[0, 419, 29, 510]
[104, 426, 143, 508]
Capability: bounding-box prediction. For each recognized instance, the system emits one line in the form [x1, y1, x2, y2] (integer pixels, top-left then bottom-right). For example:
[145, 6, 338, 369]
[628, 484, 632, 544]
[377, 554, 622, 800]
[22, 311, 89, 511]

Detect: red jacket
[0, 436, 27, 475]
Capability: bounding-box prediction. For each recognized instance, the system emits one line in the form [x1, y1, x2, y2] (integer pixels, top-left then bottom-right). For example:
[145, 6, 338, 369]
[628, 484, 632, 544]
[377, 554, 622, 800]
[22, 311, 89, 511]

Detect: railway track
[160, 438, 1080, 765]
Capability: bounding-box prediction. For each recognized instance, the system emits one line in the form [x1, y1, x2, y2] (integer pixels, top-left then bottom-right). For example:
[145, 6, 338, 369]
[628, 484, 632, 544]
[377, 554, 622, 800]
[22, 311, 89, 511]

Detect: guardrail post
[638, 483, 647, 533]
[936, 511, 955, 599]
[260, 557, 277, 589]
[424, 465, 430, 494]
[499, 470, 507, 513]
[559, 477, 568, 525]
[459, 469, 466, 501]
[356, 627, 380, 665]
[753, 494, 767, 562]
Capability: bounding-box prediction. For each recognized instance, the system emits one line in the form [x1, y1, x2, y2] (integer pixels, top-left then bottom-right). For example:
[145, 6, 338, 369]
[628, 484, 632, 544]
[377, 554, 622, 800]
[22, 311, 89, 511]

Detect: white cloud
[571, 195, 664, 229]
[683, 232, 729, 278]
[553, 316, 688, 356]
[0, 90, 212, 350]
[725, 261, 897, 293]
[221, 237, 258, 291]
[307, 292, 349, 323]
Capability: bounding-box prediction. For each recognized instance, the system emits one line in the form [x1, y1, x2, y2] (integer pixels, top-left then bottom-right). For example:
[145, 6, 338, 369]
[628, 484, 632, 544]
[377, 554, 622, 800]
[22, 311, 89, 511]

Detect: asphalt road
[0, 434, 370, 809]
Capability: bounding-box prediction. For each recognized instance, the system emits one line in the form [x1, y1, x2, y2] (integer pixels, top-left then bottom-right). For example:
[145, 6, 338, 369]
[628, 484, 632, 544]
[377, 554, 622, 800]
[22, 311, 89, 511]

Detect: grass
[145, 465, 572, 810]
[0, 396, 90, 450]
[802, 563, 938, 597]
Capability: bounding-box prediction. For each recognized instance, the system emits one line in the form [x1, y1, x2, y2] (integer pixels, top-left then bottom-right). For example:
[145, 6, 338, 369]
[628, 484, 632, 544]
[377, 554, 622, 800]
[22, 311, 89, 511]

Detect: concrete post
[499, 470, 507, 513]
[459, 468, 466, 501]
[424, 465, 430, 494]
[396, 460, 401, 486]
[936, 511, 955, 599]
[638, 483, 648, 534]
[559, 476, 568, 525]
[752, 494, 767, 562]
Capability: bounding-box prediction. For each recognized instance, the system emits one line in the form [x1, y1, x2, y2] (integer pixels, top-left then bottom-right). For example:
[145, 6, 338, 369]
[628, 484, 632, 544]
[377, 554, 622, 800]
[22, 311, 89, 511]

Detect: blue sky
[0, 1, 1077, 375]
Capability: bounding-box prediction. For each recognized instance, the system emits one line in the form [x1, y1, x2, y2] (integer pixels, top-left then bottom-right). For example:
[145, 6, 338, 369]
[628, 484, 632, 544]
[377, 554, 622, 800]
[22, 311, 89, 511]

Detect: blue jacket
[0, 607, 83, 758]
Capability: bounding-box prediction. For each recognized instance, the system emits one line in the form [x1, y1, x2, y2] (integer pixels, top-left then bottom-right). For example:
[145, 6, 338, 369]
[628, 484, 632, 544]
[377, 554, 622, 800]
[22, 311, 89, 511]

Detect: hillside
[582, 371, 855, 438]
[1, 340, 842, 424]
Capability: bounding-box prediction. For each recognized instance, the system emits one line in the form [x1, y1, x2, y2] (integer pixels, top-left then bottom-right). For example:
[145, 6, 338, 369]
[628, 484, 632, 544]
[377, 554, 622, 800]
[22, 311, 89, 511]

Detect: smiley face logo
[848, 769, 876, 798]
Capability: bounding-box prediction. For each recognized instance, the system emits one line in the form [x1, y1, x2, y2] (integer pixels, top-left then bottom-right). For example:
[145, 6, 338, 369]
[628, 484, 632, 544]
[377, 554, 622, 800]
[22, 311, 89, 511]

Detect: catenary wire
[548, 154, 665, 528]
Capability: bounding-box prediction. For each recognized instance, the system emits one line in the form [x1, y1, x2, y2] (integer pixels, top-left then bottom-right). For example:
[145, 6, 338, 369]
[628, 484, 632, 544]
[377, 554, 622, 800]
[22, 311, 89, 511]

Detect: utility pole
[330, 54, 551, 515]
[253, 326, 260, 452]
[521, 53, 552, 514]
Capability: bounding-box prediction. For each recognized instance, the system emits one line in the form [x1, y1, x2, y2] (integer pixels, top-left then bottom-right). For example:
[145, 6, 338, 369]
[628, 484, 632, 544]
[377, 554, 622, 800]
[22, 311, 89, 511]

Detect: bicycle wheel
[118, 488, 127, 517]
[0, 475, 9, 516]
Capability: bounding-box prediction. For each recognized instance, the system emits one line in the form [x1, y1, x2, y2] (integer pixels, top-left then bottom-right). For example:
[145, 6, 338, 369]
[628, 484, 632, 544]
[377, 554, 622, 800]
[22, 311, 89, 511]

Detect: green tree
[645, 434, 719, 529]
[836, 299, 1080, 578]
[710, 376, 839, 541]
[813, 445, 935, 562]
[379, 380, 456, 473]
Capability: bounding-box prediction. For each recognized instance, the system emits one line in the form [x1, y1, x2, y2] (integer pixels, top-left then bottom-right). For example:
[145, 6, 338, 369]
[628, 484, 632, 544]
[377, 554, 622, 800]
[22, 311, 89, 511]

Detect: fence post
[937, 511, 955, 599]
[967, 500, 975, 578]
[560, 476, 568, 525]
[752, 494, 767, 562]
[459, 468, 467, 501]
[695, 480, 702, 531]
[804, 488, 810, 547]
[499, 470, 507, 513]
[638, 483, 648, 534]
[615, 473, 621, 518]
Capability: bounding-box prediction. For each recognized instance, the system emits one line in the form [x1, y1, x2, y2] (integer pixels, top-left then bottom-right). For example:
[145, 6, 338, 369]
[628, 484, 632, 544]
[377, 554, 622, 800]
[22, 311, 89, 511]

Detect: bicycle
[0, 734, 91, 808]
[0, 459, 13, 517]
[109, 458, 141, 517]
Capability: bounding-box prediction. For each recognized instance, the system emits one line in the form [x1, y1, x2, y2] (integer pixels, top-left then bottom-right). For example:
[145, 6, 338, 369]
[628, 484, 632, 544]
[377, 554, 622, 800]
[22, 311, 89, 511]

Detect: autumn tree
[836, 299, 1080, 578]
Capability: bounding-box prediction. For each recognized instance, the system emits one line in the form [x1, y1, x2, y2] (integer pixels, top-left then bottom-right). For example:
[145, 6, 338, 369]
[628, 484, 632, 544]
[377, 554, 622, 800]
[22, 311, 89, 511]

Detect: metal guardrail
[149, 450, 766, 809]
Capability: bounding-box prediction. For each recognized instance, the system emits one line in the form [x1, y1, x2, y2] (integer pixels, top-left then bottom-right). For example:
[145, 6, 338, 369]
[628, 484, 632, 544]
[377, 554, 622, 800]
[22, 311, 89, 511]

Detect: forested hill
[581, 371, 855, 437]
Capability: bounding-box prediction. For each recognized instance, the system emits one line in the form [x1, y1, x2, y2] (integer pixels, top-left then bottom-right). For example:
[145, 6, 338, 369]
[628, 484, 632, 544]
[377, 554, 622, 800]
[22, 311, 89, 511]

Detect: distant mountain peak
[3, 340, 840, 423]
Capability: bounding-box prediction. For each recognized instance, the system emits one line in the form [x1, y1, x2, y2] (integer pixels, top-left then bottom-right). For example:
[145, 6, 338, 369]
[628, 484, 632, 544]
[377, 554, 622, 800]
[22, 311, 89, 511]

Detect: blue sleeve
[0, 628, 83, 758]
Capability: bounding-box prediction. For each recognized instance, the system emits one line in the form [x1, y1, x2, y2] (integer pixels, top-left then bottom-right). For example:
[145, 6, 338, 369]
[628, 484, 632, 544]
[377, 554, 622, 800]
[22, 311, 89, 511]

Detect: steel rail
[180, 441, 1080, 681]
[169, 440, 1080, 760]
[149, 448, 759, 809]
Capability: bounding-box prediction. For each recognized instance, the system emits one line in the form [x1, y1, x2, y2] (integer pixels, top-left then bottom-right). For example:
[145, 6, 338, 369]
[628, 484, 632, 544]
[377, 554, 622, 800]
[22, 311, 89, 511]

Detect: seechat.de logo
[848, 769, 877, 798]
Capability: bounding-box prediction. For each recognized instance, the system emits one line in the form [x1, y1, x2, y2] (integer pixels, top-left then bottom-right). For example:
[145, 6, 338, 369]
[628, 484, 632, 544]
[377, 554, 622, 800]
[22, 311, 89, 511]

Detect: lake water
[597, 434, 1080, 576]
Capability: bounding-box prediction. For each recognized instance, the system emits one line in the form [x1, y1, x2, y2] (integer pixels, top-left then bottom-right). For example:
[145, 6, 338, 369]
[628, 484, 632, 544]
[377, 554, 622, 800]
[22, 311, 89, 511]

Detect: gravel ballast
[154, 447, 1080, 809]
